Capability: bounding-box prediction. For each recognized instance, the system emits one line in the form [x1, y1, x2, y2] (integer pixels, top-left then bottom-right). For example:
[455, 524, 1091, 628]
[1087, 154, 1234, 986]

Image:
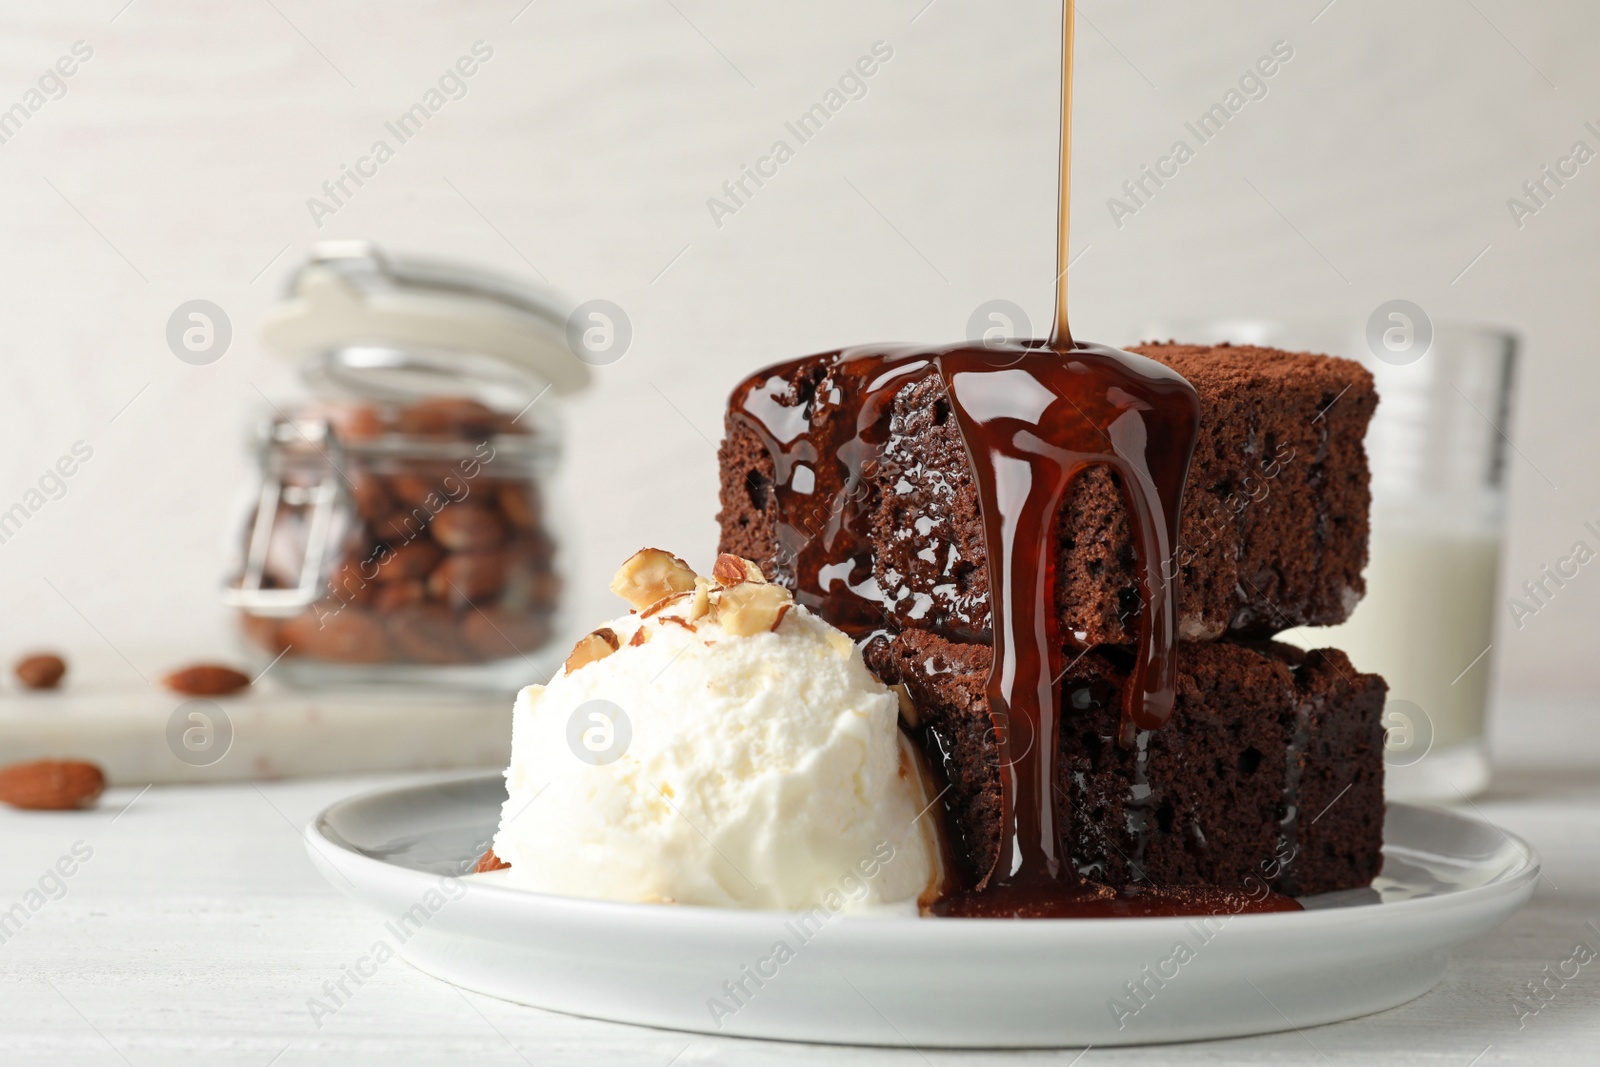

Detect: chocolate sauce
[726, 0, 1301, 918]
[1050, 0, 1077, 349]
[733, 341, 1234, 916]
[931, 882, 1301, 920]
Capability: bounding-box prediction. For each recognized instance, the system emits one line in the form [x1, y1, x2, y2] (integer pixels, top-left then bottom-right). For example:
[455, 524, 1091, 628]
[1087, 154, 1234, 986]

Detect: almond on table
[14, 653, 67, 690]
[162, 664, 252, 696]
[0, 759, 105, 811]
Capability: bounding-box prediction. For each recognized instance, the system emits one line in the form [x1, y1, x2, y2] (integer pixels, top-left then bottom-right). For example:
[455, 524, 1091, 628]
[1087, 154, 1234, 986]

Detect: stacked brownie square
[718, 342, 1387, 896]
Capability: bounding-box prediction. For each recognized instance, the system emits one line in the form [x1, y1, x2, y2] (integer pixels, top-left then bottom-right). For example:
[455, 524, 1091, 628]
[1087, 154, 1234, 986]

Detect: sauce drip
[726, 0, 1299, 919]
[732, 341, 1221, 916]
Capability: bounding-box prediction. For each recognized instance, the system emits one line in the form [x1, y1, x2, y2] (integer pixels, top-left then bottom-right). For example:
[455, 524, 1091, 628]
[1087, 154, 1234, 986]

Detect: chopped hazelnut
[564, 627, 620, 673]
[611, 549, 699, 610]
[711, 553, 766, 587]
[640, 591, 690, 618]
[648, 577, 713, 625]
[713, 582, 793, 636]
[686, 577, 713, 621]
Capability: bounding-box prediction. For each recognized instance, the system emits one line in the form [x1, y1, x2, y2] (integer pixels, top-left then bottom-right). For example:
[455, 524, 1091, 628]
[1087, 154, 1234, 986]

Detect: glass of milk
[1138, 316, 1518, 802]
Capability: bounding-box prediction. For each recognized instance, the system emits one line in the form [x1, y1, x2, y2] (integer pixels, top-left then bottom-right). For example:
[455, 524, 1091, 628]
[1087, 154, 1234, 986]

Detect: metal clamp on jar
[225, 241, 590, 689]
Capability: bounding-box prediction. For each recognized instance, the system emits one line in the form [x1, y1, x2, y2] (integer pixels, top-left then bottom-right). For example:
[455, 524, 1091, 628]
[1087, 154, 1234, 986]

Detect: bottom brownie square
[867, 634, 1385, 897]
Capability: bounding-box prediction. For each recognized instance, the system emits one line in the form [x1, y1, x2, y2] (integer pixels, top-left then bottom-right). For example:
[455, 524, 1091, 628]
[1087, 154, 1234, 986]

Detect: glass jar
[225, 241, 590, 689]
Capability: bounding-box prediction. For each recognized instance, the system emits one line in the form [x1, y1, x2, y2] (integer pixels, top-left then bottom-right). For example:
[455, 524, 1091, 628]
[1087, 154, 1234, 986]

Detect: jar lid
[260, 241, 592, 404]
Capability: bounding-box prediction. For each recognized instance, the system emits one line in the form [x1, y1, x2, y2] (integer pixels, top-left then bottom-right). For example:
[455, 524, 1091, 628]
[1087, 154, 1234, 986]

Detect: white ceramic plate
[305, 773, 1538, 1048]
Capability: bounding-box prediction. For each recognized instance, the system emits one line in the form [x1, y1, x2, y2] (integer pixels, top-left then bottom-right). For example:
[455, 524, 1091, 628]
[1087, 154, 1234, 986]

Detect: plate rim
[305, 770, 1543, 934]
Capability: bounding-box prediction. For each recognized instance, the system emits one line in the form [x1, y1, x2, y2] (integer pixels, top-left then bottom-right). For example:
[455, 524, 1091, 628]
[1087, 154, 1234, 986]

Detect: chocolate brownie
[718, 341, 1376, 644]
[720, 340, 1385, 899]
[867, 634, 1385, 896]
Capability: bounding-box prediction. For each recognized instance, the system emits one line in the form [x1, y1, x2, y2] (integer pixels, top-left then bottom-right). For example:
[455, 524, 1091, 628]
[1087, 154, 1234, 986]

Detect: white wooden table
[0, 761, 1595, 1066]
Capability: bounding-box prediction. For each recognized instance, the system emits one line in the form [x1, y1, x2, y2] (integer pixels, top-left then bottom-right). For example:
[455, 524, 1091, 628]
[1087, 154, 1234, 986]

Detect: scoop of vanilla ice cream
[489, 601, 941, 911]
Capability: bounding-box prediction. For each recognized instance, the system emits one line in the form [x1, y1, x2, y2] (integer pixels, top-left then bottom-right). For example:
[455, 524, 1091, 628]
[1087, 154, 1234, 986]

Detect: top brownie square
[718, 341, 1376, 645]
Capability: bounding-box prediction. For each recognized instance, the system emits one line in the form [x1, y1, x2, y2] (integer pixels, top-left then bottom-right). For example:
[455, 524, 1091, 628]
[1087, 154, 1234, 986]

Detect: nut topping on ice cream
[483, 551, 944, 911]
[609, 547, 698, 610]
[562, 627, 620, 674]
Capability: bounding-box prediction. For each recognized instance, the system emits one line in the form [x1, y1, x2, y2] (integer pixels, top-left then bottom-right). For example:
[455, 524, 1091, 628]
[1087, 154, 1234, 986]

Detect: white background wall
[0, 0, 1594, 705]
